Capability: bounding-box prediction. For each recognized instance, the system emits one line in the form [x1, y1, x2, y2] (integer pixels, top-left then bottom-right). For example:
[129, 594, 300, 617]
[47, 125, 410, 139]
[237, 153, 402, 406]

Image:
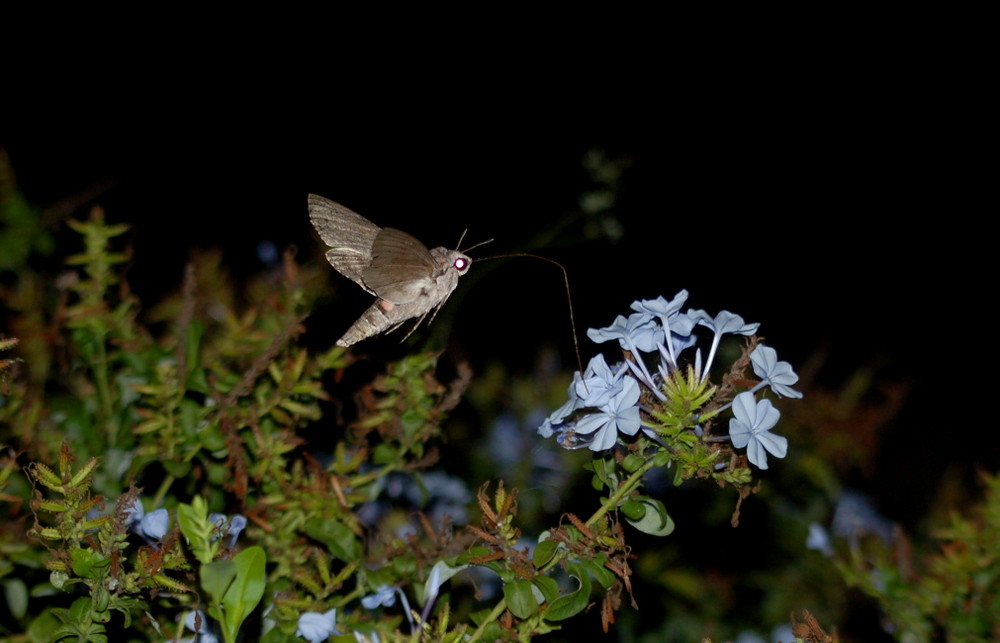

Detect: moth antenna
[478, 252, 584, 379]
[455, 229, 468, 249]
[462, 237, 494, 254]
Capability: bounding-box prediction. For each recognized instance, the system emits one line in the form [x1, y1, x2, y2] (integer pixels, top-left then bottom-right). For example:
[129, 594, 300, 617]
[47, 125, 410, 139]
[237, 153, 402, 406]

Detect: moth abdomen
[336, 298, 433, 347]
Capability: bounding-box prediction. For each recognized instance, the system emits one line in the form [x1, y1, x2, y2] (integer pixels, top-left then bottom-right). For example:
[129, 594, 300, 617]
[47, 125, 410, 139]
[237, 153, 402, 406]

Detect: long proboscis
[476, 252, 584, 378]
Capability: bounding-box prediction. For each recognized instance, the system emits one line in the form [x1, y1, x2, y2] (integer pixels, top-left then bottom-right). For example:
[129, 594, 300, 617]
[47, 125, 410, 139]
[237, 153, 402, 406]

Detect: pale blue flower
[670, 327, 698, 353]
[832, 490, 893, 544]
[119, 498, 169, 544]
[576, 353, 626, 407]
[689, 309, 760, 337]
[362, 584, 413, 632]
[184, 609, 220, 643]
[121, 497, 144, 527]
[750, 345, 803, 399]
[487, 413, 524, 468]
[133, 508, 169, 541]
[586, 313, 664, 353]
[226, 514, 247, 547]
[587, 314, 663, 394]
[404, 472, 472, 526]
[361, 585, 398, 609]
[208, 513, 248, 547]
[256, 239, 279, 266]
[806, 522, 832, 556]
[538, 371, 584, 437]
[728, 392, 787, 469]
[688, 310, 760, 379]
[296, 608, 340, 642]
[409, 473, 470, 508]
[771, 624, 795, 642]
[632, 291, 690, 362]
[574, 376, 642, 451]
[538, 397, 575, 438]
[630, 290, 689, 322]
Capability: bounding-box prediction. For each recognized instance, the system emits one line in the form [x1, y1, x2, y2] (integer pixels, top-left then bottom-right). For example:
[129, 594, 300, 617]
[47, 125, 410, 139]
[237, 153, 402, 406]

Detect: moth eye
[454, 257, 469, 271]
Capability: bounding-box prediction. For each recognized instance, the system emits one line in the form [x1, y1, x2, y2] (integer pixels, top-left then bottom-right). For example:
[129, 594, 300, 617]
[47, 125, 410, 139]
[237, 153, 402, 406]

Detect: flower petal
[754, 431, 788, 459]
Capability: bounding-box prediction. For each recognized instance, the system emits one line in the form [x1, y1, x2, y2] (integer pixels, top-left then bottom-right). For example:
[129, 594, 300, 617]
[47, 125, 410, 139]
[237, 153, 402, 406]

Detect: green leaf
[532, 539, 559, 567]
[2, 578, 28, 619]
[622, 453, 645, 473]
[184, 321, 204, 375]
[590, 456, 613, 491]
[221, 546, 266, 642]
[304, 517, 361, 562]
[69, 596, 93, 622]
[177, 498, 217, 564]
[581, 559, 616, 589]
[621, 498, 646, 521]
[531, 576, 560, 603]
[504, 579, 539, 619]
[625, 498, 674, 536]
[544, 562, 591, 621]
[69, 548, 111, 580]
[372, 443, 396, 466]
[201, 560, 237, 605]
[26, 608, 62, 642]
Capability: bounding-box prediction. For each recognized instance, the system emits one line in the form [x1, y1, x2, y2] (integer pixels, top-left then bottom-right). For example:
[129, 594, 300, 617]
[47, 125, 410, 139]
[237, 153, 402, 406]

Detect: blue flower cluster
[538, 291, 802, 469]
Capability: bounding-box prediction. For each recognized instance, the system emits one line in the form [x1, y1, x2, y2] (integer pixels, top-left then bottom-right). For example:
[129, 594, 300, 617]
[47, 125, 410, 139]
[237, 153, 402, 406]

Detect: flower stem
[466, 598, 508, 643]
[93, 331, 115, 446]
[586, 456, 655, 528]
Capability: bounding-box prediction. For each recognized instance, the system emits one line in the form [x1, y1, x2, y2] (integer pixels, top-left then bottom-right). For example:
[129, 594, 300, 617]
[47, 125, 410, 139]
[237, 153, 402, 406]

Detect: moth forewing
[363, 228, 441, 303]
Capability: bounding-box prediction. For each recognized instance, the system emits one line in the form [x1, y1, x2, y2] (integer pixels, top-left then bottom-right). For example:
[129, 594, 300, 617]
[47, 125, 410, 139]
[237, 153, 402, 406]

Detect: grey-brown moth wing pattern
[307, 194, 380, 295]
[363, 228, 440, 304]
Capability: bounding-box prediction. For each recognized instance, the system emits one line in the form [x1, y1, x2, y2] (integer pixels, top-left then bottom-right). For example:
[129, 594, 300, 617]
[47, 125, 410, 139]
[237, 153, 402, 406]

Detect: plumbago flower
[209, 512, 248, 548]
[573, 376, 642, 451]
[728, 392, 786, 469]
[121, 497, 169, 543]
[538, 291, 802, 474]
[184, 610, 220, 643]
[749, 344, 803, 399]
[296, 608, 340, 642]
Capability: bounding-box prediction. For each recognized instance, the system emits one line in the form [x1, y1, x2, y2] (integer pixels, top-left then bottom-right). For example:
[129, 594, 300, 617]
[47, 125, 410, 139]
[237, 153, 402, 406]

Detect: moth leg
[424, 302, 446, 328]
[379, 300, 395, 312]
[398, 309, 433, 343]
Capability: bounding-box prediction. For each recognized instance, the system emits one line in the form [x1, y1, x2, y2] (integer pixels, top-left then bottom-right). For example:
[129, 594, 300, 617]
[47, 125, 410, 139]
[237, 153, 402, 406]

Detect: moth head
[450, 232, 492, 276]
[452, 253, 472, 275]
